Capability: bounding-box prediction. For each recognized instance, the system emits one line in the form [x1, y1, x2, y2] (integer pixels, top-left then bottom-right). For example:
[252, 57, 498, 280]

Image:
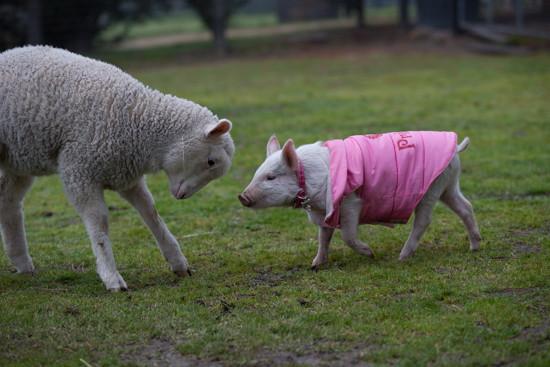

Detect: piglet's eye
[208, 159, 215, 167]
[266, 174, 276, 181]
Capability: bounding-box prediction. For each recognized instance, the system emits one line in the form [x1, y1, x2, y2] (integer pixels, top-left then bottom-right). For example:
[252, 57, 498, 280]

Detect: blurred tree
[26, 0, 42, 44]
[355, 0, 365, 28]
[0, 0, 168, 51]
[186, 0, 250, 55]
[342, 0, 365, 29]
[0, 0, 27, 49]
[399, 0, 410, 28]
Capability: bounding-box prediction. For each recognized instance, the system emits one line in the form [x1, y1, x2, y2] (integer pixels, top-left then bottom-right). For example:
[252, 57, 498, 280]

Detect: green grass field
[1, 45, 549, 366]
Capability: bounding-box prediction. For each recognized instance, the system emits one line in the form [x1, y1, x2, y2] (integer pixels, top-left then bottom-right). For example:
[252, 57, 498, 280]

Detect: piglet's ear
[266, 134, 280, 157]
[206, 118, 232, 138]
[281, 139, 298, 171]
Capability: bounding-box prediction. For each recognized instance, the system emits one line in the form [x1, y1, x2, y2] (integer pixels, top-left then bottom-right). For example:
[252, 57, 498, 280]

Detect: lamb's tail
[457, 137, 470, 153]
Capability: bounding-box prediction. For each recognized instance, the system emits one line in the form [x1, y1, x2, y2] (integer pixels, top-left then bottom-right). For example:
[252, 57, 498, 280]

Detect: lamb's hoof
[104, 272, 128, 292]
[13, 257, 35, 274]
[363, 249, 375, 258]
[17, 268, 36, 276]
[399, 252, 413, 261]
[174, 269, 192, 277]
[109, 286, 128, 292]
[311, 259, 328, 272]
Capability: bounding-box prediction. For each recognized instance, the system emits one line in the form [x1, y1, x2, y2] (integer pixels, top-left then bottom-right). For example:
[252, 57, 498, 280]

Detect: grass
[1, 44, 550, 366]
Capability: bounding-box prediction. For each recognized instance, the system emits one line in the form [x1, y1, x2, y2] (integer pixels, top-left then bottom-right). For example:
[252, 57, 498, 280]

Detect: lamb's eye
[266, 174, 276, 181]
[208, 159, 215, 167]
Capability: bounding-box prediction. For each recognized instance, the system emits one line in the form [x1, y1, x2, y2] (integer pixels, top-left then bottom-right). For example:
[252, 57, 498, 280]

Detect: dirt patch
[249, 267, 301, 288]
[121, 341, 382, 366]
[121, 338, 222, 367]
[486, 287, 540, 297]
[513, 321, 550, 341]
[512, 243, 542, 255]
[510, 226, 550, 257]
[497, 226, 548, 258]
[512, 226, 550, 238]
[249, 345, 375, 367]
[489, 320, 550, 367]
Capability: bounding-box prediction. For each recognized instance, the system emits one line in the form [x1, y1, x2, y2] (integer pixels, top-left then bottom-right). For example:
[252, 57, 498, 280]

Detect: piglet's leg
[441, 184, 481, 251]
[119, 178, 190, 276]
[311, 226, 334, 270]
[399, 158, 458, 261]
[399, 193, 440, 261]
[340, 197, 375, 258]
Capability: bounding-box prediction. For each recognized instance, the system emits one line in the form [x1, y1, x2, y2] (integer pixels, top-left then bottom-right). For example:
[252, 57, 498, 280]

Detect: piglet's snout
[238, 193, 253, 207]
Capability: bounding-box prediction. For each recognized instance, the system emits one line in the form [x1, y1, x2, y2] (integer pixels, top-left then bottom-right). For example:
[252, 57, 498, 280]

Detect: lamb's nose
[238, 193, 251, 207]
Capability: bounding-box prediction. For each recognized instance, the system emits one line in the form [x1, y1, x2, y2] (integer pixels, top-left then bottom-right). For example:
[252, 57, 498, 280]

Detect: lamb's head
[238, 135, 301, 209]
[163, 119, 234, 200]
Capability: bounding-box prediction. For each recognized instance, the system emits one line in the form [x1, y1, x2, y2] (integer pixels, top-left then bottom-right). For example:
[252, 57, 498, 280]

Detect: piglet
[239, 131, 481, 269]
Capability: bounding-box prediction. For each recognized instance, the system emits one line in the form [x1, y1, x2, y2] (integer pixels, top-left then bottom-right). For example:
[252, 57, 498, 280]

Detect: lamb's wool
[0, 46, 234, 289]
[0, 45, 227, 189]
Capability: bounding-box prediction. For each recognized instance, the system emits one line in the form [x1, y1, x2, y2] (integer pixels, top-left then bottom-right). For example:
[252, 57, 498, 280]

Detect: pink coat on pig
[324, 131, 457, 228]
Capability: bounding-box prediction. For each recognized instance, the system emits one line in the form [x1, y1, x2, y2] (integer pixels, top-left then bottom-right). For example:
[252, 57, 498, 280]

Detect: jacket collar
[293, 159, 311, 211]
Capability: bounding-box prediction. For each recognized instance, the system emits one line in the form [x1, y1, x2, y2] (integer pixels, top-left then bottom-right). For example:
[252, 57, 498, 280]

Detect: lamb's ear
[206, 119, 232, 138]
[281, 139, 298, 171]
[266, 134, 280, 157]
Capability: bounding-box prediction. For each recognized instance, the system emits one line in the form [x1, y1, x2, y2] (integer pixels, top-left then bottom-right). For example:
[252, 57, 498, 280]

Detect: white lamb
[0, 46, 234, 291]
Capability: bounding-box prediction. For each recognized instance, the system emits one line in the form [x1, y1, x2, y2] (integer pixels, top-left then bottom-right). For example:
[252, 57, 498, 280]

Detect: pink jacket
[324, 131, 457, 228]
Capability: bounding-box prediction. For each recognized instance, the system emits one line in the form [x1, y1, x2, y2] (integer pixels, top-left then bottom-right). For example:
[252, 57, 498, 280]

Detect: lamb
[239, 132, 481, 269]
[0, 46, 234, 291]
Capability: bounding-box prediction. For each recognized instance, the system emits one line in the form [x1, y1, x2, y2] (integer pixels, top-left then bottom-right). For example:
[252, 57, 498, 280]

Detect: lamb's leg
[65, 182, 127, 291]
[311, 226, 334, 271]
[340, 196, 375, 258]
[119, 179, 190, 276]
[441, 183, 481, 251]
[0, 173, 34, 273]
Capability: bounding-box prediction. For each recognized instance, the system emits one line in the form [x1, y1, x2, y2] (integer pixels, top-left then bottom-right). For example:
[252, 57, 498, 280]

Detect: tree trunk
[357, 0, 365, 29]
[213, 0, 228, 56]
[544, 0, 550, 17]
[213, 26, 227, 56]
[399, 0, 410, 28]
